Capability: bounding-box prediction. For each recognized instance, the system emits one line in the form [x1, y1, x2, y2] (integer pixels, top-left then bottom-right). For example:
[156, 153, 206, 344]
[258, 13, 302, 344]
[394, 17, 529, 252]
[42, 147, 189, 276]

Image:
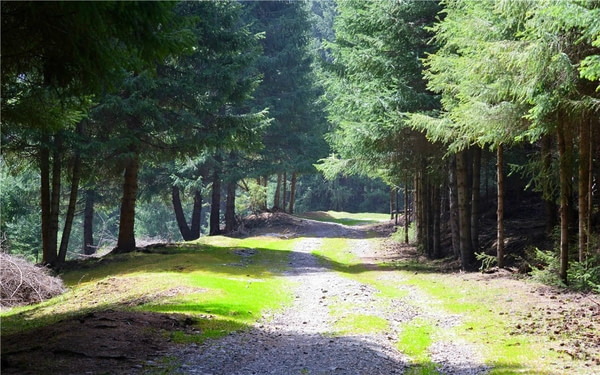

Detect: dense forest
[1, 0, 599, 289]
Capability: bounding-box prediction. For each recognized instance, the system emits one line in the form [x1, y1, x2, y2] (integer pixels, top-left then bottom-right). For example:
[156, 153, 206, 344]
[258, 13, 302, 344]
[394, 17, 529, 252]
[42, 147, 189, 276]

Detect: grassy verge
[396, 271, 562, 375]
[313, 235, 567, 375]
[1, 235, 296, 343]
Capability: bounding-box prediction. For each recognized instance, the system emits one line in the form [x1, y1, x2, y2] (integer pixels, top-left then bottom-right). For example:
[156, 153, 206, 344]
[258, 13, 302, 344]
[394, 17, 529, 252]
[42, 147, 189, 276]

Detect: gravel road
[173, 222, 489, 375]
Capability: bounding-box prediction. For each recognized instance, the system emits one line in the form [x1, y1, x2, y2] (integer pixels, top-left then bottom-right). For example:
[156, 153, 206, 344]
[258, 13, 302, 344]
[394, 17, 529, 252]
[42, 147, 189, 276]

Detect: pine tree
[242, 1, 328, 212]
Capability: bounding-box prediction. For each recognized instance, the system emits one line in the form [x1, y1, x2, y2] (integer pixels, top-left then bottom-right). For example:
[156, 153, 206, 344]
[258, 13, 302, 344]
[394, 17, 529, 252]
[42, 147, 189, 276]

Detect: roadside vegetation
[310, 219, 600, 375]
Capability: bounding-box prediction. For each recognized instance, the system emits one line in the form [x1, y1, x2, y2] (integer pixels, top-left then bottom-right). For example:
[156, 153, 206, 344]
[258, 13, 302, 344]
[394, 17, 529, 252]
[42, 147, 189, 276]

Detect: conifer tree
[242, 1, 328, 212]
[322, 0, 441, 254]
[92, 1, 266, 253]
[415, 0, 600, 277]
[1, 1, 188, 265]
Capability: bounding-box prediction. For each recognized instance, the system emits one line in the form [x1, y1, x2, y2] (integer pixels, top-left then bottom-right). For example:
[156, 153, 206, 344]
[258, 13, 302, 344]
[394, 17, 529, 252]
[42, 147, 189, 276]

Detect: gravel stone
[170, 222, 490, 374]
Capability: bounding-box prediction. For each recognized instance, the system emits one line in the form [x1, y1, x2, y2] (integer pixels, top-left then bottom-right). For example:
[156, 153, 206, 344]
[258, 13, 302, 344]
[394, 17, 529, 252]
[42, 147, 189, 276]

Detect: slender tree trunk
[456, 149, 474, 270]
[115, 153, 140, 253]
[578, 117, 591, 262]
[259, 176, 268, 211]
[589, 118, 595, 255]
[413, 174, 420, 246]
[44, 132, 63, 266]
[557, 122, 570, 283]
[40, 134, 53, 265]
[83, 189, 95, 255]
[395, 187, 400, 225]
[57, 153, 81, 264]
[390, 186, 396, 221]
[209, 166, 222, 236]
[541, 134, 558, 234]
[225, 181, 236, 233]
[471, 146, 481, 252]
[404, 181, 409, 244]
[415, 167, 425, 251]
[288, 172, 297, 214]
[282, 171, 288, 213]
[190, 190, 202, 239]
[432, 183, 441, 259]
[172, 185, 194, 241]
[273, 173, 282, 210]
[426, 180, 433, 257]
[497, 144, 505, 268]
[448, 155, 460, 259]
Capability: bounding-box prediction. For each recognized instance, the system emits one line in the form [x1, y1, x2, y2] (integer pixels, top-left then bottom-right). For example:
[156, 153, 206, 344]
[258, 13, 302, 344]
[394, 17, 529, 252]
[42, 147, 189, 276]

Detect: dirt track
[2, 215, 599, 374]
[173, 220, 489, 375]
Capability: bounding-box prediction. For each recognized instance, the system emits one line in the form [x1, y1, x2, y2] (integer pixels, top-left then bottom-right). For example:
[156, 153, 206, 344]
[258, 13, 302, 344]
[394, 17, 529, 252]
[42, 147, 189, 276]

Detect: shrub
[528, 248, 565, 288]
[567, 255, 600, 293]
[528, 247, 600, 292]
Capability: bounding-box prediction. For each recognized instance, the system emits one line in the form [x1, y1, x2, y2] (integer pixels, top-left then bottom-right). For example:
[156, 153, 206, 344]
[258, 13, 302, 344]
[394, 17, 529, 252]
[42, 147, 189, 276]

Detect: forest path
[175, 220, 489, 375]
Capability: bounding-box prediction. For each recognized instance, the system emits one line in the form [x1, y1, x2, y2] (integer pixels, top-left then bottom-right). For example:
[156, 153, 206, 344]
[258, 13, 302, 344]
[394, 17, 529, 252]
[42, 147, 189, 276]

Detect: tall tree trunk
[541, 134, 558, 234]
[471, 146, 481, 252]
[273, 173, 282, 210]
[190, 190, 202, 240]
[225, 181, 236, 233]
[432, 183, 441, 259]
[578, 117, 591, 262]
[210, 166, 222, 236]
[404, 181, 409, 244]
[115, 153, 139, 253]
[40, 134, 53, 265]
[390, 186, 396, 220]
[497, 144, 505, 268]
[395, 187, 400, 225]
[172, 185, 194, 241]
[413, 174, 420, 246]
[288, 172, 297, 214]
[448, 155, 460, 259]
[83, 189, 95, 255]
[258, 176, 268, 211]
[456, 149, 474, 270]
[414, 167, 425, 251]
[57, 153, 81, 264]
[45, 132, 63, 266]
[557, 122, 570, 283]
[282, 171, 287, 213]
[425, 180, 433, 257]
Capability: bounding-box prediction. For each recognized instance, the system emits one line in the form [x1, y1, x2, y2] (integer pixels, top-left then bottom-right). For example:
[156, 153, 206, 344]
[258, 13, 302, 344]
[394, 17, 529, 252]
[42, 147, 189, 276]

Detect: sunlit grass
[397, 318, 438, 375]
[312, 237, 362, 271]
[0, 235, 297, 343]
[400, 272, 564, 375]
[334, 313, 389, 335]
[312, 235, 566, 375]
[298, 211, 390, 225]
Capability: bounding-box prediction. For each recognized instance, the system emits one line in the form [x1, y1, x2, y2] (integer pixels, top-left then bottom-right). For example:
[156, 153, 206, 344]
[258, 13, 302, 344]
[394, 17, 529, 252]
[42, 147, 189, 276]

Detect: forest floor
[1, 212, 599, 374]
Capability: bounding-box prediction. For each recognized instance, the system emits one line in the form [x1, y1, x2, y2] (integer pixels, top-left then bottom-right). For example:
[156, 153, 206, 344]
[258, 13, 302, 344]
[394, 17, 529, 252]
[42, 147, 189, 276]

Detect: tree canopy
[2, 0, 600, 287]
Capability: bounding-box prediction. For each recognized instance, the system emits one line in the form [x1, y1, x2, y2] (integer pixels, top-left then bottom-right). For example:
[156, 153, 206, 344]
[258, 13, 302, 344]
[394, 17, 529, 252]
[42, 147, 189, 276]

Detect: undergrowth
[529, 248, 600, 292]
[390, 222, 417, 244]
